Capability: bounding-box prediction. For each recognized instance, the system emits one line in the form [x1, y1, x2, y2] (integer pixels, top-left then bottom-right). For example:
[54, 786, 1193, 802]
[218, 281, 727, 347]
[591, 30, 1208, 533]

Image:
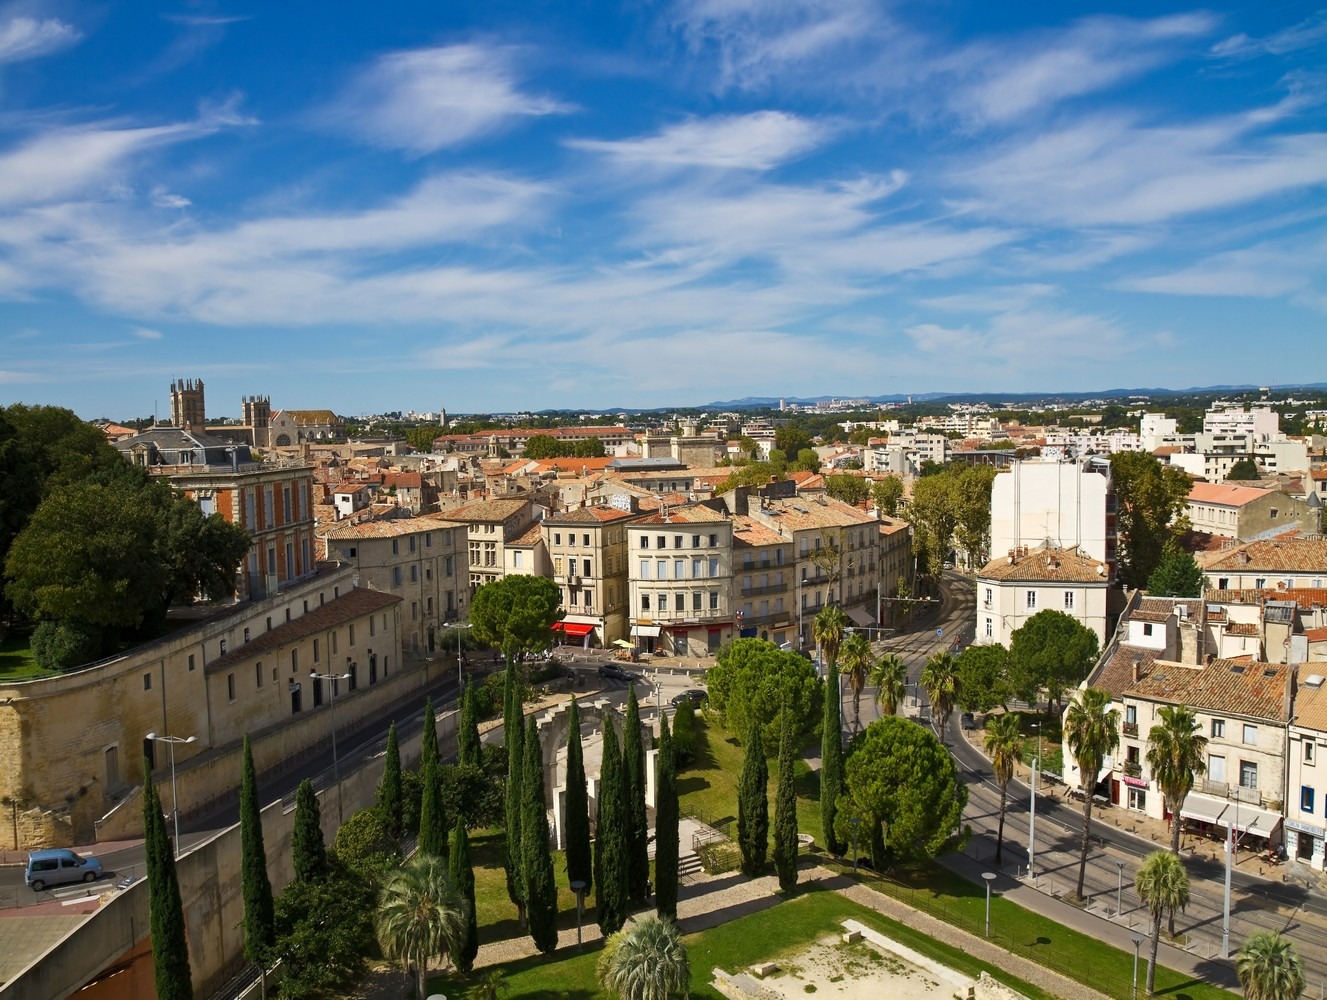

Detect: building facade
[542, 502, 642, 646]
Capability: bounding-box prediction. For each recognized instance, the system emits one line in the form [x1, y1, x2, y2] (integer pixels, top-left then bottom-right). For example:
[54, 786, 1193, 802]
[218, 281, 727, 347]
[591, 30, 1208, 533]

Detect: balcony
[1123, 760, 1142, 778]
[741, 582, 788, 597]
[1122, 721, 1138, 737]
[555, 574, 583, 586]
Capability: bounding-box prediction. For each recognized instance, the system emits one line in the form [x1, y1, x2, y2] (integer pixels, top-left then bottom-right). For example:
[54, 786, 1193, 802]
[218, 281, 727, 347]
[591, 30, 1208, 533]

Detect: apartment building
[731, 515, 796, 649]
[975, 544, 1111, 648]
[320, 516, 466, 653]
[1186, 483, 1318, 539]
[990, 456, 1117, 581]
[1199, 537, 1327, 592]
[1287, 671, 1327, 868]
[442, 497, 541, 594]
[542, 502, 642, 646]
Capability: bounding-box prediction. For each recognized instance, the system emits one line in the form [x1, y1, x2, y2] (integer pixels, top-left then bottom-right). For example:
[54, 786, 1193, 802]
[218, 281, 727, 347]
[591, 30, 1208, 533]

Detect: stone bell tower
[170, 378, 206, 431]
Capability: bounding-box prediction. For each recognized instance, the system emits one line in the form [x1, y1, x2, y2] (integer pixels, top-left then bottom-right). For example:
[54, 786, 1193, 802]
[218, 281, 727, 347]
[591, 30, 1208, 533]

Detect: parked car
[25, 849, 104, 892]
[671, 688, 706, 707]
[960, 712, 976, 731]
[598, 663, 637, 683]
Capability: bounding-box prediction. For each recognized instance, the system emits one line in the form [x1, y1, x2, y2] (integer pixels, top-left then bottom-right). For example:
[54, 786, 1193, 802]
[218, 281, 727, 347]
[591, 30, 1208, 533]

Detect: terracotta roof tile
[977, 545, 1108, 584]
[1291, 672, 1327, 733]
[1225, 622, 1260, 636]
[544, 505, 639, 524]
[508, 522, 545, 546]
[441, 497, 533, 523]
[1200, 536, 1327, 573]
[1188, 483, 1270, 507]
[1127, 657, 1289, 722]
[210, 588, 400, 671]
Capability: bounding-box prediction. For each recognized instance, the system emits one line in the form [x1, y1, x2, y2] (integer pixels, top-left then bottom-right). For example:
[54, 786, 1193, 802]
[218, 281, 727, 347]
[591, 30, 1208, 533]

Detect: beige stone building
[1186, 482, 1318, 539]
[0, 566, 404, 849]
[730, 514, 796, 648]
[542, 502, 644, 646]
[320, 516, 467, 654]
[441, 497, 541, 595]
[1200, 536, 1327, 591]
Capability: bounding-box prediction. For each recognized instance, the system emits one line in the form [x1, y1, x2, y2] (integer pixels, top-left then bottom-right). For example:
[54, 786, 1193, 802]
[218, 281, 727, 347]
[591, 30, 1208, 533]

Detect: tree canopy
[1225, 458, 1260, 482]
[825, 474, 870, 507]
[871, 475, 904, 517]
[522, 434, 605, 459]
[1146, 541, 1203, 599]
[708, 638, 823, 752]
[469, 574, 562, 661]
[842, 717, 967, 864]
[955, 643, 1011, 713]
[903, 463, 996, 584]
[1108, 451, 1192, 588]
[1006, 610, 1099, 710]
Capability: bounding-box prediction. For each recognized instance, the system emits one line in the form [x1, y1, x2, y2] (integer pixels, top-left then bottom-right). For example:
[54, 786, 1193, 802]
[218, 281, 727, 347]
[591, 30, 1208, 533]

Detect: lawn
[421, 885, 1062, 1000]
[1005, 708, 1065, 777]
[0, 633, 53, 680]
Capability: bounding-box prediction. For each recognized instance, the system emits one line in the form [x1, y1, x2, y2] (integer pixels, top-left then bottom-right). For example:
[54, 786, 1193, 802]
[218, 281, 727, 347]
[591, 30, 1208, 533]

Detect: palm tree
[469, 969, 510, 1000]
[1134, 850, 1190, 994]
[870, 652, 907, 718]
[984, 713, 1023, 865]
[1146, 705, 1207, 854]
[596, 914, 691, 1000]
[1237, 931, 1305, 1000]
[1065, 687, 1119, 901]
[375, 854, 468, 1000]
[920, 651, 960, 742]
[840, 632, 874, 730]
[813, 604, 848, 672]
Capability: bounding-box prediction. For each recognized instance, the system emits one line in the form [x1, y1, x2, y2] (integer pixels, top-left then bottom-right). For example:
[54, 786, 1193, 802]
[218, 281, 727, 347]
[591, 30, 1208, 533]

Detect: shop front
[1285, 818, 1325, 869]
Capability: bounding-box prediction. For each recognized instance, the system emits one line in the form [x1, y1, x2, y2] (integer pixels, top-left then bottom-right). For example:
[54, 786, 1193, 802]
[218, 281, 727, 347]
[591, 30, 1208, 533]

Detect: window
[1208, 754, 1226, 783]
[641, 536, 649, 549]
[640, 560, 650, 579]
[392, 567, 402, 586]
[709, 591, 719, 609]
[1255, 578, 1267, 589]
[657, 535, 666, 549]
[1211, 719, 1225, 738]
[583, 534, 590, 547]
[1143, 623, 1153, 636]
[391, 539, 399, 555]
[583, 559, 591, 576]
[984, 618, 992, 637]
[188, 653, 196, 672]
[709, 534, 717, 547]
[256, 663, 263, 687]
[244, 627, 251, 643]
[568, 534, 576, 547]
[512, 551, 523, 568]
[1217, 577, 1229, 590]
[1239, 760, 1258, 789]
[583, 591, 592, 608]
[983, 587, 992, 608]
[1064, 591, 1075, 610]
[1302, 785, 1317, 813]
[692, 557, 703, 578]
[1026, 591, 1037, 609]
[657, 592, 666, 612]
[1243, 724, 1258, 746]
[708, 557, 718, 577]
[674, 559, 685, 579]
[227, 673, 236, 702]
[331, 631, 338, 654]
[426, 533, 432, 548]
[313, 639, 320, 663]
[411, 602, 418, 620]
[1125, 705, 1137, 725]
[291, 649, 299, 672]
[143, 672, 152, 691]
[657, 560, 667, 579]
[1306, 741, 1316, 765]
[641, 594, 651, 611]
[692, 535, 701, 547]
[410, 565, 418, 582]
[693, 591, 702, 611]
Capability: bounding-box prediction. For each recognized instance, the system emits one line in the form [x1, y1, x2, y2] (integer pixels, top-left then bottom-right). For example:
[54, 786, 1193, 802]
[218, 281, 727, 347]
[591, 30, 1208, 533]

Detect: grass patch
[0, 633, 53, 680]
[1008, 709, 1064, 776]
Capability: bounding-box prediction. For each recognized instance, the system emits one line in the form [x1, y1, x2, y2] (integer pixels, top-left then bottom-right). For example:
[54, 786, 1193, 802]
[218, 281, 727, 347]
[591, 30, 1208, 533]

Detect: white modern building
[989, 457, 1117, 581]
[974, 544, 1111, 648]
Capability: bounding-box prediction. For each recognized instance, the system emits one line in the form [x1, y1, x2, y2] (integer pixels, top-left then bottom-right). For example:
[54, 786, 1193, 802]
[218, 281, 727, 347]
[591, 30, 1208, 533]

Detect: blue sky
[0, 1, 1325, 419]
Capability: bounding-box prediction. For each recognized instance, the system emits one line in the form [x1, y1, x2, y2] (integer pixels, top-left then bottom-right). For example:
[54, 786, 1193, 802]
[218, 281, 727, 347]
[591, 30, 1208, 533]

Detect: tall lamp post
[310, 666, 352, 822]
[570, 879, 587, 948]
[982, 872, 996, 938]
[443, 620, 471, 689]
[1131, 934, 1144, 1000]
[145, 732, 197, 859]
[1116, 859, 1125, 916]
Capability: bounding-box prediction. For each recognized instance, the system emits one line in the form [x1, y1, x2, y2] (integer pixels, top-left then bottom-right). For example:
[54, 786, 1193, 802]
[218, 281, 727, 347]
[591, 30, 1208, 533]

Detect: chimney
[1131, 655, 1142, 683]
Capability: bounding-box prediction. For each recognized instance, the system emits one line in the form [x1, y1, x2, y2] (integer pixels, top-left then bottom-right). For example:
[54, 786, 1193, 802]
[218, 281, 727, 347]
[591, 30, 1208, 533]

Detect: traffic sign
[937, 628, 943, 638]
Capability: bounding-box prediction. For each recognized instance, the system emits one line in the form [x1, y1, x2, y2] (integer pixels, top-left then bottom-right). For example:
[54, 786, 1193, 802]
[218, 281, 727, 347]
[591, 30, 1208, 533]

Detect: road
[848, 571, 1327, 988]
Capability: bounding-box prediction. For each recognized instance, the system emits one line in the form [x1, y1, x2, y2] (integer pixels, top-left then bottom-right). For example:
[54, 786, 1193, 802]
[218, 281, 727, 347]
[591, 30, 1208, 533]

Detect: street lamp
[850, 816, 861, 874]
[145, 732, 198, 858]
[310, 666, 352, 822]
[570, 879, 587, 948]
[1131, 934, 1144, 1000]
[444, 621, 471, 689]
[982, 872, 996, 938]
[1116, 859, 1125, 916]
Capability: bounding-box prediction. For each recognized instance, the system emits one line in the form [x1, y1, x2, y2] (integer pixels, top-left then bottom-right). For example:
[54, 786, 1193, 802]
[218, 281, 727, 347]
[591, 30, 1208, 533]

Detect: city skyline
[1, 1, 1325, 417]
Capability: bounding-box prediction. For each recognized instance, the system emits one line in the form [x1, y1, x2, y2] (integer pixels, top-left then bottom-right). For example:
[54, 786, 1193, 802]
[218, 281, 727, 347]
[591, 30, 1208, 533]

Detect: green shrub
[672, 701, 697, 766]
[31, 619, 103, 671]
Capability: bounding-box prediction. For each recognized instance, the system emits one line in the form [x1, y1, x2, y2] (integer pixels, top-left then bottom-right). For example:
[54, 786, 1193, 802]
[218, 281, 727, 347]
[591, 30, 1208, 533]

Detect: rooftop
[1127, 657, 1289, 722]
[438, 497, 533, 524]
[976, 544, 1108, 584]
[1188, 482, 1272, 508]
[1200, 536, 1327, 573]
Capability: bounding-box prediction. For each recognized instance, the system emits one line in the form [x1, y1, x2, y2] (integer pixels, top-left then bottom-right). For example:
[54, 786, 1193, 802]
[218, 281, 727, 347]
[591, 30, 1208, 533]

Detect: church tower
[170, 378, 206, 431]
[242, 395, 272, 447]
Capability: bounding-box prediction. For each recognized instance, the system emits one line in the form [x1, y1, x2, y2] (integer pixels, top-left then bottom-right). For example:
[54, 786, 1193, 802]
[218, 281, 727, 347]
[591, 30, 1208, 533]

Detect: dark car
[670, 688, 706, 707]
[598, 663, 636, 683]
[960, 712, 976, 731]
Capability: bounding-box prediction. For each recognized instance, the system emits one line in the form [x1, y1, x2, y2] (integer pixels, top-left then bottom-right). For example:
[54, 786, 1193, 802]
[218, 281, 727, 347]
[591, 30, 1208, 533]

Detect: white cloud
[1120, 235, 1326, 298]
[150, 186, 191, 208]
[567, 111, 828, 171]
[0, 16, 80, 64]
[918, 284, 1057, 313]
[906, 308, 1136, 372]
[132, 326, 163, 339]
[324, 44, 572, 154]
[1212, 12, 1327, 60]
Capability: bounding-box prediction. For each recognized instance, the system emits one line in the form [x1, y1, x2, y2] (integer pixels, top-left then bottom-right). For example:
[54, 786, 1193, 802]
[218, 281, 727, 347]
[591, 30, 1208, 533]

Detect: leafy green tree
[920, 651, 960, 742]
[983, 714, 1023, 865]
[773, 712, 799, 892]
[28, 619, 103, 671]
[596, 914, 691, 1000]
[1147, 705, 1207, 855]
[522, 434, 563, 459]
[1109, 450, 1192, 587]
[521, 717, 558, 954]
[840, 631, 875, 732]
[291, 778, 327, 884]
[821, 654, 846, 856]
[421, 697, 438, 768]
[904, 472, 958, 586]
[956, 643, 1011, 713]
[503, 666, 526, 924]
[470, 574, 562, 664]
[775, 425, 812, 458]
[870, 652, 907, 718]
[708, 638, 823, 751]
[596, 719, 629, 936]
[375, 854, 467, 1000]
[952, 464, 998, 570]
[1066, 687, 1120, 900]
[671, 699, 696, 767]
[418, 754, 449, 860]
[377, 722, 404, 845]
[842, 717, 967, 864]
[872, 475, 904, 517]
[1226, 458, 1260, 482]
[795, 448, 822, 472]
[272, 858, 373, 999]
[563, 697, 593, 898]
[1135, 850, 1191, 994]
[240, 736, 276, 983]
[1146, 541, 1204, 598]
[737, 717, 769, 876]
[813, 602, 847, 671]
[826, 474, 871, 506]
[333, 807, 401, 886]
[406, 424, 442, 453]
[654, 712, 679, 920]
[622, 686, 650, 903]
[459, 682, 482, 768]
[143, 759, 193, 999]
[1006, 610, 1099, 712]
[1237, 931, 1305, 1000]
[449, 818, 480, 973]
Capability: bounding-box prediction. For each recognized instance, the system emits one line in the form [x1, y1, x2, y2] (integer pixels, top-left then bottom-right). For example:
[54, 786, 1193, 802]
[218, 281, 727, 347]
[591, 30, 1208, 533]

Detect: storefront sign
[1285, 818, 1325, 837]
[1122, 776, 1149, 788]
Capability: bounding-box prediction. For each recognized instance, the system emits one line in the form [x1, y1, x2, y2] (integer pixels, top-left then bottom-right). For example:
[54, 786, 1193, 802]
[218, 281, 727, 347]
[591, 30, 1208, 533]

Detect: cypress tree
[144, 759, 193, 999]
[595, 719, 628, 935]
[459, 681, 482, 768]
[521, 717, 558, 953]
[240, 735, 275, 977]
[291, 778, 327, 883]
[503, 665, 526, 922]
[621, 685, 649, 903]
[821, 658, 846, 855]
[773, 712, 799, 892]
[737, 716, 769, 877]
[377, 722, 403, 844]
[449, 818, 479, 972]
[654, 712, 679, 920]
[563, 697, 593, 897]
[421, 696, 438, 768]
[417, 753, 448, 859]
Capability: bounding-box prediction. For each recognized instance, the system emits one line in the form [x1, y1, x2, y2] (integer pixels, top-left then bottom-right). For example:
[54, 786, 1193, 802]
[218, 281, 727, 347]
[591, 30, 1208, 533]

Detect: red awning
[553, 622, 595, 638]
